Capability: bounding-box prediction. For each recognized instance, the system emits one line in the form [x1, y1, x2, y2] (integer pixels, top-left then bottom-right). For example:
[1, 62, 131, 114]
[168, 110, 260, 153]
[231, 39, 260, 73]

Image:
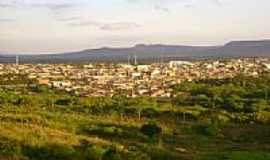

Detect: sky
[0, 0, 270, 54]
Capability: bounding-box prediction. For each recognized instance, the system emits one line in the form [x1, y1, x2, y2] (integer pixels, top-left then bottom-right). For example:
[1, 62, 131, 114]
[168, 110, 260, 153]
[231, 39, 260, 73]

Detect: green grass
[196, 151, 270, 160]
[0, 82, 270, 159]
[0, 103, 269, 160]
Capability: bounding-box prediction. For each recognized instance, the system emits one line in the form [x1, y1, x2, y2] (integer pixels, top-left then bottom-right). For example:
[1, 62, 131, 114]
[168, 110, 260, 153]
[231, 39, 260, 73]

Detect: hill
[215, 40, 270, 57]
[1, 40, 270, 63]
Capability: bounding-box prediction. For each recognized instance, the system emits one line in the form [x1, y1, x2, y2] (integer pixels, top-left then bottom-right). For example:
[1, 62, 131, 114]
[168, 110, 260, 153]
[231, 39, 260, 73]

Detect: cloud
[211, 0, 222, 6]
[30, 2, 76, 11]
[57, 17, 82, 22]
[0, 18, 14, 22]
[67, 19, 140, 31]
[0, 2, 17, 8]
[184, 4, 194, 8]
[68, 20, 102, 27]
[0, 4, 9, 8]
[100, 22, 140, 31]
[0, 0, 76, 10]
[154, 5, 170, 14]
[125, 0, 223, 8]
[124, 0, 139, 3]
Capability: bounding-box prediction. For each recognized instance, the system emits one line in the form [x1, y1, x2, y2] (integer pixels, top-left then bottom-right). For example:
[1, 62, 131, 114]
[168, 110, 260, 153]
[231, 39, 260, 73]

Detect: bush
[84, 145, 107, 160]
[254, 111, 270, 123]
[140, 121, 162, 138]
[196, 151, 270, 160]
[81, 125, 123, 138]
[247, 100, 269, 113]
[133, 153, 151, 160]
[195, 94, 210, 107]
[232, 113, 253, 123]
[207, 111, 232, 124]
[141, 108, 159, 118]
[149, 148, 178, 160]
[223, 96, 244, 112]
[103, 146, 122, 160]
[55, 98, 73, 106]
[201, 125, 220, 136]
[177, 106, 205, 121]
[24, 144, 78, 160]
[80, 124, 148, 142]
[0, 137, 22, 157]
[185, 124, 220, 137]
[227, 151, 270, 160]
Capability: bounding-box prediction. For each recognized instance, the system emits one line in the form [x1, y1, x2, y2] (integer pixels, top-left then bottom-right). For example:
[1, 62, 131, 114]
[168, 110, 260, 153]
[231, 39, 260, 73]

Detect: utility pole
[15, 55, 19, 74]
[160, 55, 164, 64]
[134, 55, 138, 65]
[16, 54, 19, 66]
[15, 54, 19, 93]
[128, 56, 130, 65]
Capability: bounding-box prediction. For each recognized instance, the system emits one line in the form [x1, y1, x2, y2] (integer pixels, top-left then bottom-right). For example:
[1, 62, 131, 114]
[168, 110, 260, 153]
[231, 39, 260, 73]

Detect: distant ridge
[216, 40, 270, 57]
[1, 39, 270, 63]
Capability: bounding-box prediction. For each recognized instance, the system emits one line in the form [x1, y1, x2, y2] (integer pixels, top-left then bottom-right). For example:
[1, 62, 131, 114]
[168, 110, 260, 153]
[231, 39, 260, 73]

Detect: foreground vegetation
[0, 74, 270, 159]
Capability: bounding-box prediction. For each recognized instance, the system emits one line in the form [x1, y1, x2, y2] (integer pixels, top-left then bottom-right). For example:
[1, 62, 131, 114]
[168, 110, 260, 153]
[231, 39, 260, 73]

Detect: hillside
[214, 40, 270, 57]
[1, 40, 270, 63]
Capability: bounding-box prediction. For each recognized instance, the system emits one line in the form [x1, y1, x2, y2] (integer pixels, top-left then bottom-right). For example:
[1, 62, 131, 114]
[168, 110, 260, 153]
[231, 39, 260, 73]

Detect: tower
[16, 54, 19, 66]
[128, 56, 130, 65]
[134, 55, 137, 65]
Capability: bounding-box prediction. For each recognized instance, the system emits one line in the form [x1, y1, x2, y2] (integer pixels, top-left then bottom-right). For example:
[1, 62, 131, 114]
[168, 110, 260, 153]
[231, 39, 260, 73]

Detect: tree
[103, 146, 122, 160]
[55, 98, 73, 106]
[195, 94, 210, 108]
[223, 95, 244, 112]
[247, 100, 269, 113]
[140, 121, 162, 138]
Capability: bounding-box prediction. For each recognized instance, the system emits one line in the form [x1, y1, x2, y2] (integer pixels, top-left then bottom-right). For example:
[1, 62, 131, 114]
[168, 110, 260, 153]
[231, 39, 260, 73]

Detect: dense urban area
[2, 58, 270, 97]
[0, 58, 270, 160]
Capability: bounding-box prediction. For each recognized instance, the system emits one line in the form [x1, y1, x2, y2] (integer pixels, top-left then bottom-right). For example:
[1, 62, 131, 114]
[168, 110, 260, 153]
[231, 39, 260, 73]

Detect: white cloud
[100, 22, 139, 31]
[0, 0, 76, 10]
[0, 18, 14, 22]
[67, 19, 140, 31]
[154, 5, 170, 14]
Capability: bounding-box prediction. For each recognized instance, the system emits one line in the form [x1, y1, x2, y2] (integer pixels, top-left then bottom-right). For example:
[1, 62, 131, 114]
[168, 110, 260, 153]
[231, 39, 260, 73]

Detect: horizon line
[1, 38, 270, 55]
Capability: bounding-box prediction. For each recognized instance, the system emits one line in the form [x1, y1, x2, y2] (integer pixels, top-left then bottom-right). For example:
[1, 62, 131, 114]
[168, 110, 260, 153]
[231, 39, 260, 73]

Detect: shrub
[133, 153, 151, 160]
[196, 151, 270, 160]
[201, 125, 220, 136]
[82, 125, 122, 137]
[55, 98, 72, 106]
[223, 95, 244, 112]
[185, 124, 220, 137]
[207, 111, 231, 125]
[84, 145, 107, 160]
[178, 107, 205, 120]
[233, 113, 253, 123]
[103, 146, 122, 160]
[0, 137, 22, 157]
[254, 111, 270, 123]
[141, 108, 159, 118]
[140, 121, 162, 138]
[227, 151, 270, 160]
[149, 148, 178, 160]
[24, 144, 78, 160]
[247, 100, 269, 113]
[195, 94, 210, 107]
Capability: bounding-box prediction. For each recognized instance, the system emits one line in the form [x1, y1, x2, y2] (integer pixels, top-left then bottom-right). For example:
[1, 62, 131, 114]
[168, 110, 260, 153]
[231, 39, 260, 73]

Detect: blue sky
[0, 0, 270, 54]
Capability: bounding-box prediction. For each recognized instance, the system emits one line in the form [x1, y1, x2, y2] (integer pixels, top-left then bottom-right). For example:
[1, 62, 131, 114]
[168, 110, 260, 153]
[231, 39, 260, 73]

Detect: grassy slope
[0, 100, 269, 160]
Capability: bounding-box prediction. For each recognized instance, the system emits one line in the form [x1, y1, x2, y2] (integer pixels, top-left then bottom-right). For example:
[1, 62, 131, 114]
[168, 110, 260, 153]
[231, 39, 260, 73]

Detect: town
[1, 58, 270, 97]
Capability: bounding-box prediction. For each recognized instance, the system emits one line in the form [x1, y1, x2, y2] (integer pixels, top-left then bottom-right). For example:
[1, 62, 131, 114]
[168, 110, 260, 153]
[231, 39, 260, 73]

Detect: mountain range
[1, 40, 270, 63]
